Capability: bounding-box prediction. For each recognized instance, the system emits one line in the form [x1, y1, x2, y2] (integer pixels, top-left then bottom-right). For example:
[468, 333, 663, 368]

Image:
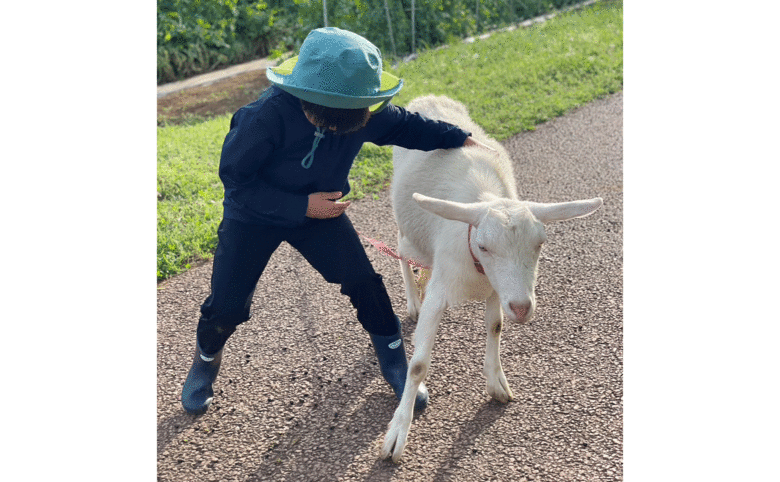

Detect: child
[182, 27, 490, 415]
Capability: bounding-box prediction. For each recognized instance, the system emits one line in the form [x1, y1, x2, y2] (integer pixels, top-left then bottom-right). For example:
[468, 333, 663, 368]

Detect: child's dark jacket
[219, 86, 471, 227]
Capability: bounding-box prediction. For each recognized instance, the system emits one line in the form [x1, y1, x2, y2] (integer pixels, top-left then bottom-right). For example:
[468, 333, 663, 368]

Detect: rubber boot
[181, 342, 223, 415]
[370, 317, 429, 411]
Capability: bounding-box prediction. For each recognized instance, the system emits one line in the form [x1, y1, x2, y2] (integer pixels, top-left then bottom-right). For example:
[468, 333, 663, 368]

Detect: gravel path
[157, 91, 623, 481]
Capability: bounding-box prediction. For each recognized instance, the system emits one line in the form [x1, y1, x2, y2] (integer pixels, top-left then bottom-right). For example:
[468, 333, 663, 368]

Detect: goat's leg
[380, 277, 446, 463]
[399, 258, 422, 321]
[484, 291, 514, 403]
[398, 232, 422, 321]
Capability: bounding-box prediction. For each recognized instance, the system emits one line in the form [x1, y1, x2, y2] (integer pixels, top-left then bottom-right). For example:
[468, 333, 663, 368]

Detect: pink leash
[359, 225, 485, 275]
[357, 232, 431, 270]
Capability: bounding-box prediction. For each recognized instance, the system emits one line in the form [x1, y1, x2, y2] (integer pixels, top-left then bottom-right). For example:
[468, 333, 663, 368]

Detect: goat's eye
[478, 245, 488, 252]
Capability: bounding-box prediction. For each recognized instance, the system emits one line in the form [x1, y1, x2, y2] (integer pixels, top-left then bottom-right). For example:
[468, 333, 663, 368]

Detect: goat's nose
[509, 301, 531, 321]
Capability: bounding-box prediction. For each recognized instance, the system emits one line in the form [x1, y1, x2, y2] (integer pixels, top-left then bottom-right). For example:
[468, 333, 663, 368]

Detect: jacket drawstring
[301, 126, 325, 169]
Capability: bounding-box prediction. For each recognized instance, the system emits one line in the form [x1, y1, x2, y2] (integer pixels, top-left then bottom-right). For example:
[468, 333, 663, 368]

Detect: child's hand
[463, 136, 498, 154]
[306, 191, 352, 219]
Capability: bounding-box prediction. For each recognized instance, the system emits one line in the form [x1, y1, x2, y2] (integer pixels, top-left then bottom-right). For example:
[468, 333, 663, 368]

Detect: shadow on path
[431, 400, 510, 482]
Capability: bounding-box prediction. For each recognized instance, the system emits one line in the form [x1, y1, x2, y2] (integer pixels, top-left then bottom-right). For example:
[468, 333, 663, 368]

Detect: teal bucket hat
[267, 27, 403, 112]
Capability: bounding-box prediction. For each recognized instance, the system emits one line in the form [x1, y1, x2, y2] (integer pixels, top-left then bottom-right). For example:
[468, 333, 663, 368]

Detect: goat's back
[393, 95, 514, 196]
[391, 95, 518, 253]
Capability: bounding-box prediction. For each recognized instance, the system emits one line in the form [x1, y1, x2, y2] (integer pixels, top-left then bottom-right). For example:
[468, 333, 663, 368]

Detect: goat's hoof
[489, 390, 514, 404]
[487, 379, 515, 404]
[406, 298, 421, 322]
[381, 415, 412, 463]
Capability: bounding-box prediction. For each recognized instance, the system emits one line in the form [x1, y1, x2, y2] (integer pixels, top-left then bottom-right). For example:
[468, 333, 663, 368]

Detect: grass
[157, 0, 622, 281]
[157, 120, 227, 278]
[391, 0, 623, 139]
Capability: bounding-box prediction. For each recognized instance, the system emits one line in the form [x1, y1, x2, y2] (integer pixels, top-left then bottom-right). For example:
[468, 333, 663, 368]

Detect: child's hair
[300, 99, 371, 135]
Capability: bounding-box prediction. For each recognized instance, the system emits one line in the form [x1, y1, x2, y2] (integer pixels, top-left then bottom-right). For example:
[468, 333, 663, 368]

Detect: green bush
[158, 0, 586, 84]
[157, 0, 297, 83]
[292, 0, 584, 57]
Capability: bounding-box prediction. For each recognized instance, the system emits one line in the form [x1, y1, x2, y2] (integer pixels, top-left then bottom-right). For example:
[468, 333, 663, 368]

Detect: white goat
[382, 95, 603, 462]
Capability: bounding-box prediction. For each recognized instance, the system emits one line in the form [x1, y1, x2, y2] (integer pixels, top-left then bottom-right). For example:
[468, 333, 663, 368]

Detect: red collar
[468, 225, 485, 275]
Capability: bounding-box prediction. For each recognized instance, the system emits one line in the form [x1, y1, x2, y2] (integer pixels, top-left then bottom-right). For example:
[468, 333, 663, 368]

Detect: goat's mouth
[507, 301, 533, 324]
[511, 314, 533, 325]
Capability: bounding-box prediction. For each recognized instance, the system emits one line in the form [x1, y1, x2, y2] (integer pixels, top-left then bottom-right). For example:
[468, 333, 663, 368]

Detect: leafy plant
[157, 0, 296, 83]
[158, 0, 587, 84]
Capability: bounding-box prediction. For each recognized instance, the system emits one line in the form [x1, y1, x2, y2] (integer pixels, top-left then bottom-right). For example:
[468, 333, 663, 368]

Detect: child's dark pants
[196, 214, 398, 354]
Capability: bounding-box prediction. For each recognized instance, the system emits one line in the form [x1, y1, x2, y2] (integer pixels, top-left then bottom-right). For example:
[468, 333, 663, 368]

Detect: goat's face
[472, 202, 544, 323]
[412, 193, 603, 324]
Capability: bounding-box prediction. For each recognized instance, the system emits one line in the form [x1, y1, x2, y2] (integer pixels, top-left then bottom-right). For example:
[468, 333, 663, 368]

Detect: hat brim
[266, 56, 403, 112]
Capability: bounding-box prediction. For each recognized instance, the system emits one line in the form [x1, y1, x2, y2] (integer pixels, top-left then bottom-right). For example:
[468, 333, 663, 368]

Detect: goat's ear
[528, 198, 603, 223]
[413, 193, 488, 226]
